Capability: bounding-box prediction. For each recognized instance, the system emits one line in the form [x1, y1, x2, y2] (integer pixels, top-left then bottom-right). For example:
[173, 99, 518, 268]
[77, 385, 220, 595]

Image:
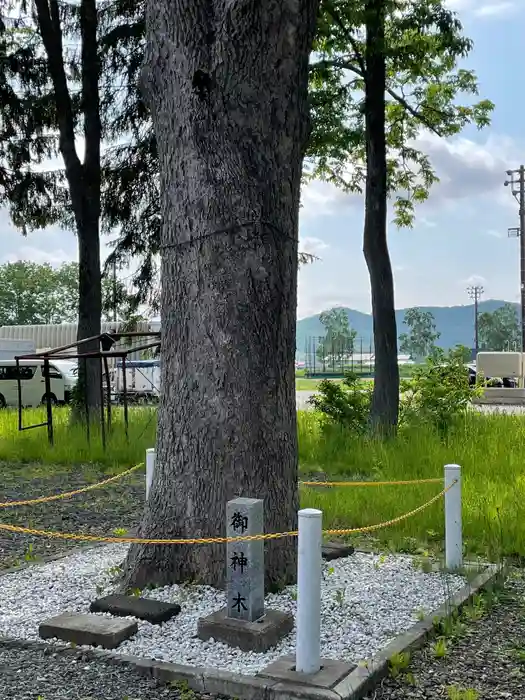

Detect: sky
[0, 0, 523, 320]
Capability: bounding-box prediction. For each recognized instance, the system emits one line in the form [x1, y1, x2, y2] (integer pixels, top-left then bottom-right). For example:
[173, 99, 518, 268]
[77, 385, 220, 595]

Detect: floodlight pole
[504, 166, 525, 351]
[466, 285, 483, 356]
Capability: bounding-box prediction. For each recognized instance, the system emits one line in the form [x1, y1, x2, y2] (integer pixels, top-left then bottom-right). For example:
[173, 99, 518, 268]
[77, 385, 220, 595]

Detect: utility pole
[504, 166, 525, 351]
[466, 285, 483, 356]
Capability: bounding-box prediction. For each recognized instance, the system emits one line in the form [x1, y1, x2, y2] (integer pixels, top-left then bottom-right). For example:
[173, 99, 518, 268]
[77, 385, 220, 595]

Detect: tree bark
[34, 0, 102, 414]
[363, 0, 399, 434]
[77, 0, 102, 413]
[122, 0, 319, 590]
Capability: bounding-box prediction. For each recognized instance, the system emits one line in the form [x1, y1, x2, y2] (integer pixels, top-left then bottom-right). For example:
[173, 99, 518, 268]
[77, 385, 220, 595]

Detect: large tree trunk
[363, 0, 399, 434]
[122, 0, 319, 590]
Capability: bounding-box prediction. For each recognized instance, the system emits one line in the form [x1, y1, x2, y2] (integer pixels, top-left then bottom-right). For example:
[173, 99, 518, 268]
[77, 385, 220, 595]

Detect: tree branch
[323, 0, 366, 75]
[313, 57, 445, 137]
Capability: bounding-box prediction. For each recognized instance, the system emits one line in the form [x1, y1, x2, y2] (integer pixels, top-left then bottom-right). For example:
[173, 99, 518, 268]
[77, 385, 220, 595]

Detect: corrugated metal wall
[0, 321, 156, 361]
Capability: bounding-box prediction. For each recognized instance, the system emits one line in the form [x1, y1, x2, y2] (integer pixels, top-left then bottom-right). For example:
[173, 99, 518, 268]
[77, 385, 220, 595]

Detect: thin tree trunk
[76, 215, 102, 412]
[76, 0, 102, 414]
[122, 0, 319, 590]
[33, 0, 102, 415]
[363, 0, 399, 434]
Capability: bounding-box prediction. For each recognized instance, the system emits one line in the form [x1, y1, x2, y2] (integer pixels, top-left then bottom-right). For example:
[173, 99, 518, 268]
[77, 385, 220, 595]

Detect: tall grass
[1, 406, 524, 559]
[0, 407, 156, 472]
[299, 411, 525, 560]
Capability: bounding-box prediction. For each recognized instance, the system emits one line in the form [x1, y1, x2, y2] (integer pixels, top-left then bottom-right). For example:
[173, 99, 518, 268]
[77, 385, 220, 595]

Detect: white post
[444, 464, 462, 570]
[146, 448, 156, 500]
[296, 508, 322, 674]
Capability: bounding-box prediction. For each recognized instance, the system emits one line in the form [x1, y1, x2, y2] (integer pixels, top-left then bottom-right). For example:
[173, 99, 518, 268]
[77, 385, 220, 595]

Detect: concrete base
[90, 594, 181, 624]
[260, 655, 355, 689]
[39, 612, 137, 649]
[475, 388, 525, 405]
[197, 607, 293, 653]
[322, 542, 355, 561]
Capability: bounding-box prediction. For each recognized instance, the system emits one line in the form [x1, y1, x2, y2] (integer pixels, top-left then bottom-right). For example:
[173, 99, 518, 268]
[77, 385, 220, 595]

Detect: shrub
[309, 347, 479, 438]
[309, 372, 372, 434]
[402, 347, 480, 436]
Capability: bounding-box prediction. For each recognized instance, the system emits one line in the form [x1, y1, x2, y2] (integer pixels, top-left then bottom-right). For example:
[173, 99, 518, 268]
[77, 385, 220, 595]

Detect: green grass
[2, 406, 525, 560]
[296, 377, 342, 391]
[299, 411, 525, 561]
[0, 406, 155, 474]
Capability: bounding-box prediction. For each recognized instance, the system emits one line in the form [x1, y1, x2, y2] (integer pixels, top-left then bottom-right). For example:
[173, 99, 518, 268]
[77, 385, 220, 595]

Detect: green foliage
[54, 0, 494, 303]
[55, 262, 139, 323]
[317, 308, 358, 361]
[0, 261, 136, 326]
[478, 303, 520, 351]
[462, 593, 486, 622]
[309, 372, 372, 433]
[402, 347, 478, 436]
[308, 0, 494, 227]
[431, 636, 448, 658]
[454, 344, 473, 363]
[388, 651, 411, 678]
[309, 346, 475, 436]
[447, 686, 480, 700]
[0, 262, 59, 325]
[399, 307, 440, 360]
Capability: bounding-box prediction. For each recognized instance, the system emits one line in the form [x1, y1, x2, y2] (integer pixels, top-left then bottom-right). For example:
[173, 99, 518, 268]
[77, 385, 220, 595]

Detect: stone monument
[197, 496, 293, 652]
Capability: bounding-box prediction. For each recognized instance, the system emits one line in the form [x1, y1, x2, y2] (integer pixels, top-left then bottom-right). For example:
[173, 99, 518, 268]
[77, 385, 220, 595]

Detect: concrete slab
[259, 654, 355, 689]
[39, 612, 137, 649]
[197, 607, 293, 653]
[90, 594, 181, 624]
[322, 542, 355, 561]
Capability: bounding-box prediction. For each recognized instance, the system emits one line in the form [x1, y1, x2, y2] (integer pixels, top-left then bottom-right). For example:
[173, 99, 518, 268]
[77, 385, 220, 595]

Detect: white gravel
[0, 545, 465, 675]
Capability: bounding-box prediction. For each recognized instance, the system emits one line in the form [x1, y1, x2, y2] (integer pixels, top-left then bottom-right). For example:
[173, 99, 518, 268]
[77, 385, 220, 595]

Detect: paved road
[475, 402, 525, 414]
[296, 390, 525, 414]
[296, 390, 315, 410]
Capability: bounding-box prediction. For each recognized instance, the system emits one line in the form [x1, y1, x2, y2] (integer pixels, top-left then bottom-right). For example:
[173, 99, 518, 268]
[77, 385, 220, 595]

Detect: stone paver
[90, 594, 181, 624]
[39, 612, 137, 649]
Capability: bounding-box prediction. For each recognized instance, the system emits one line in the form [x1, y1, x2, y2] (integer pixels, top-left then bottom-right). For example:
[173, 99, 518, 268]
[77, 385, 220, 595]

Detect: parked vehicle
[0, 359, 77, 408]
[466, 363, 517, 388]
[112, 360, 160, 404]
[0, 338, 36, 361]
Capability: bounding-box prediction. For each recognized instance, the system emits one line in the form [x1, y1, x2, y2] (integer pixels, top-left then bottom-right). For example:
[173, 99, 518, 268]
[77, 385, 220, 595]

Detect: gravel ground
[0, 464, 145, 569]
[0, 645, 187, 699]
[0, 544, 465, 676]
[366, 570, 525, 700]
[0, 570, 523, 700]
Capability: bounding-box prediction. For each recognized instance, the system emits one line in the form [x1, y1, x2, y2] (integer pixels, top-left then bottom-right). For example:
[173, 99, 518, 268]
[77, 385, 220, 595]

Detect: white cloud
[446, 0, 519, 16]
[300, 236, 329, 257]
[300, 132, 520, 222]
[473, 1, 517, 17]
[2, 245, 74, 266]
[464, 274, 487, 287]
[486, 229, 503, 238]
[413, 131, 518, 209]
[300, 180, 358, 219]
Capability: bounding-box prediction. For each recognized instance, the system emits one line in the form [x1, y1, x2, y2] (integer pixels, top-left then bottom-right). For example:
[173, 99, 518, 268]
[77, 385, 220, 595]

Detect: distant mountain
[296, 299, 518, 356]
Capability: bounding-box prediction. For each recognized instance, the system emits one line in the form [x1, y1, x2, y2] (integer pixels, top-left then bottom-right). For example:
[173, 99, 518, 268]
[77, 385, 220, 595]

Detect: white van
[0, 359, 78, 408]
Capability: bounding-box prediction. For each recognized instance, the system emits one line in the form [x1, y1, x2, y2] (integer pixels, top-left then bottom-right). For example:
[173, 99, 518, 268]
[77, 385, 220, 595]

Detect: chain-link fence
[303, 336, 374, 377]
